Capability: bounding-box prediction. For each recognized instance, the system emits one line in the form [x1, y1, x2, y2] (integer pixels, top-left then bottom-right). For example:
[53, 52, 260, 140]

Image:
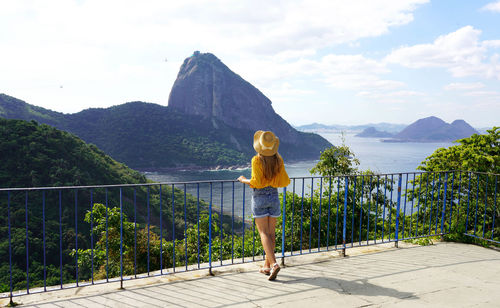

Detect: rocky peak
[451, 119, 478, 137]
[167, 52, 301, 143]
[392, 116, 478, 142]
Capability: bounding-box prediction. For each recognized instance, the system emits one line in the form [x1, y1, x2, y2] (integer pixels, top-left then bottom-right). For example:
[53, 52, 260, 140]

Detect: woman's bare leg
[255, 216, 278, 266]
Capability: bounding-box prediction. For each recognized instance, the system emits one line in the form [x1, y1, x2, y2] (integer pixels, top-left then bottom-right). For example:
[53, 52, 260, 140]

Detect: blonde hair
[258, 153, 282, 180]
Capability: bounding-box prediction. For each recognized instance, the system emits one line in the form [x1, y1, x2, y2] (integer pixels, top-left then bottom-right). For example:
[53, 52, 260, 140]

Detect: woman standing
[238, 130, 290, 281]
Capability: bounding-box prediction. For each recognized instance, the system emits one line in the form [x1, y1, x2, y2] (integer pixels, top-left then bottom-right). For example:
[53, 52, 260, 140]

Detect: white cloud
[0, 0, 430, 55]
[264, 82, 316, 102]
[385, 26, 500, 80]
[0, 0, 429, 113]
[444, 82, 485, 91]
[482, 40, 500, 48]
[355, 90, 425, 104]
[357, 90, 424, 98]
[243, 0, 430, 53]
[230, 53, 404, 94]
[463, 90, 500, 97]
[481, 1, 500, 12]
[312, 54, 402, 90]
[273, 49, 317, 61]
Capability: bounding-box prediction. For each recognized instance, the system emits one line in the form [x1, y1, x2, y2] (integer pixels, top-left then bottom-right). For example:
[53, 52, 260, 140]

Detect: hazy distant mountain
[296, 122, 406, 133]
[355, 127, 394, 138]
[476, 127, 493, 134]
[386, 116, 478, 142]
[295, 123, 338, 131]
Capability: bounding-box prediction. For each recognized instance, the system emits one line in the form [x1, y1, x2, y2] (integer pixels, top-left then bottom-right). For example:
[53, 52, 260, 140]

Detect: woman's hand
[238, 176, 251, 185]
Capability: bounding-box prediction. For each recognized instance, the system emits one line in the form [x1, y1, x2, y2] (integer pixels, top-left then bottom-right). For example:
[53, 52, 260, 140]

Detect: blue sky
[1, 0, 499, 127]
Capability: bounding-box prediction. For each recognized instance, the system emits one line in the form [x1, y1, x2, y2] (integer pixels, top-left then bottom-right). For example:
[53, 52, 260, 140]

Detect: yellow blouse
[249, 155, 290, 189]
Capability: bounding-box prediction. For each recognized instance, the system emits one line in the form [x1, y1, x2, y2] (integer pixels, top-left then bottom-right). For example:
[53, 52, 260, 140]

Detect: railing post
[394, 174, 402, 248]
[465, 173, 472, 234]
[209, 182, 213, 276]
[8, 191, 14, 306]
[147, 187, 150, 275]
[119, 188, 124, 289]
[448, 172, 456, 233]
[281, 187, 287, 266]
[90, 189, 94, 284]
[492, 176, 498, 241]
[342, 176, 349, 257]
[159, 185, 163, 275]
[440, 173, 448, 235]
[74, 190, 79, 287]
[25, 191, 29, 294]
[242, 184, 246, 263]
[43, 191, 46, 291]
[59, 190, 63, 287]
[171, 184, 176, 273]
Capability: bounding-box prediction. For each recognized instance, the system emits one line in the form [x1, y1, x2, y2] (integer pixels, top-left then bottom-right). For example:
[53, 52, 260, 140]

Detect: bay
[145, 132, 453, 182]
[144, 132, 453, 219]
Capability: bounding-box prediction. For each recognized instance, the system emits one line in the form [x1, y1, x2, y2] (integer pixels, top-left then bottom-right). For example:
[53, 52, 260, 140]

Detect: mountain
[296, 122, 406, 133]
[0, 118, 148, 188]
[168, 51, 331, 150]
[0, 53, 330, 169]
[386, 116, 478, 142]
[349, 123, 406, 134]
[355, 127, 394, 138]
[295, 123, 338, 131]
[0, 94, 252, 169]
[0, 94, 65, 126]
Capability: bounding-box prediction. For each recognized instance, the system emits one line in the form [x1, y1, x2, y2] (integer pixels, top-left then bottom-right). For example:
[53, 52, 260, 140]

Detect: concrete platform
[2, 241, 499, 307]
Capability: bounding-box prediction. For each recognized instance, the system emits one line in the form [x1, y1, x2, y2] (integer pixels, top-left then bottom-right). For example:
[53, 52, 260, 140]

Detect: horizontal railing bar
[463, 234, 500, 245]
[1, 170, 496, 191]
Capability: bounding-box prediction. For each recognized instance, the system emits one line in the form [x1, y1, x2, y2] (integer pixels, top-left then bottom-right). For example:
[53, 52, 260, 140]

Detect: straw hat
[253, 130, 279, 156]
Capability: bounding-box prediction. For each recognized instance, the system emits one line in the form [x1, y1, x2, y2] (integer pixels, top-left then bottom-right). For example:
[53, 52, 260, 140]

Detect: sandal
[268, 263, 280, 281]
[259, 267, 271, 275]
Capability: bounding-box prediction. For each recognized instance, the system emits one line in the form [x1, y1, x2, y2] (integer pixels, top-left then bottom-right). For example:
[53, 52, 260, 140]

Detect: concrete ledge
[2, 241, 499, 307]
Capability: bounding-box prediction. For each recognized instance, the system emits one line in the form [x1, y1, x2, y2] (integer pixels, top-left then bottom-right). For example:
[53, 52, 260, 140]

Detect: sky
[1, 0, 499, 128]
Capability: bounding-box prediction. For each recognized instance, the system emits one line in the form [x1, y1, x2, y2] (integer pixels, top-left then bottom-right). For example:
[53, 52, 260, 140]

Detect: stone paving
[2, 241, 499, 307]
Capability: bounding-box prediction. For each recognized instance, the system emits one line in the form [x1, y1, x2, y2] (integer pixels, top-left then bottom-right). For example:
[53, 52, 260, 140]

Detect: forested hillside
[0, 94, 251, 169]
[63, 102, 251, 169]
[0, 118, 147, 188]
[0, 119, 237, 291]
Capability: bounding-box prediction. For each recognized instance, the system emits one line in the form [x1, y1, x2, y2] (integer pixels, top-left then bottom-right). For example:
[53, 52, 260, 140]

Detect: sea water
[144, 132, 453, 218]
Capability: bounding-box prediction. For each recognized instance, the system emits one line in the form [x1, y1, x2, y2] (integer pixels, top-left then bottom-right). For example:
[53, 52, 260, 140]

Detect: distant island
[296, 116, 482, 143]
[384, 116, 478, 142]
[296, 122, 406, 134]
[355, 127, 394, 138]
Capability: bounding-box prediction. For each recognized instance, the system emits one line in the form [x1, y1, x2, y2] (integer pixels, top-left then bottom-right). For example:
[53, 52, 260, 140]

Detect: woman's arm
[238, 175, 251, 185]
[238, 156, 258, 186]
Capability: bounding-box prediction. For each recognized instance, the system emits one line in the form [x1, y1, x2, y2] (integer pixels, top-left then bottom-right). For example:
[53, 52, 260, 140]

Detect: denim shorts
[251, 186, 281, 218]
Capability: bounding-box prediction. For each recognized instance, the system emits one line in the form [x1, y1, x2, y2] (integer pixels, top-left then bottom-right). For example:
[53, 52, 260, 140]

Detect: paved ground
[2, 241, 499, 307]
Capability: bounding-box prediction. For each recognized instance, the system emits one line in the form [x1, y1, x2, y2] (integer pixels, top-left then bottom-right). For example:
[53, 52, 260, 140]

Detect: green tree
[310, 132, 360, 177]
[418, 127, 499, 173]
[406, 127, 500, 245]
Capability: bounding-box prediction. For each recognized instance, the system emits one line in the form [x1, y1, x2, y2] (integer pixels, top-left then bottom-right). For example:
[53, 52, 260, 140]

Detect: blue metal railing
[0, 171, 498, 301]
